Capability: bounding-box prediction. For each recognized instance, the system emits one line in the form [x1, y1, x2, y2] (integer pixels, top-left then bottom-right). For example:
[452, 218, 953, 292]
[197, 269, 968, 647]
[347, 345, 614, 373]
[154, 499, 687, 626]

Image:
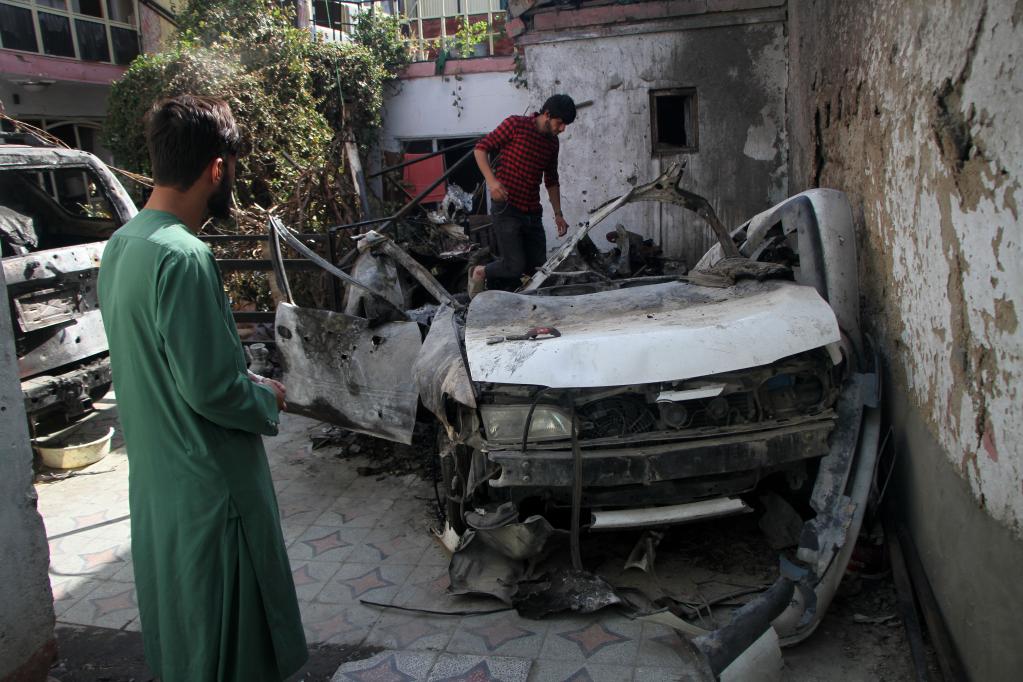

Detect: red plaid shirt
[476, 114, 560, 214]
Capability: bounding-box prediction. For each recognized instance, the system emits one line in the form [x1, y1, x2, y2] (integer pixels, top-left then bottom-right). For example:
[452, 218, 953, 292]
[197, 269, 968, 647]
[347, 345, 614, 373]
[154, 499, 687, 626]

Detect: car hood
[464, 279, 841, 388]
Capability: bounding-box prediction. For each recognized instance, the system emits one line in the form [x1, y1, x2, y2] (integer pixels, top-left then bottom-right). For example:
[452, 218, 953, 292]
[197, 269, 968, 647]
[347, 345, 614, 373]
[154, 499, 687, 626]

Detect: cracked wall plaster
[789, 0, 1022, 535]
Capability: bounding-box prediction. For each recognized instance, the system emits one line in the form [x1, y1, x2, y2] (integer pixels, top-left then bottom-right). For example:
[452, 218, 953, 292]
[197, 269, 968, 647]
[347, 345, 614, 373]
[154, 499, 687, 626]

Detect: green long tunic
[98, 209, 307, 681]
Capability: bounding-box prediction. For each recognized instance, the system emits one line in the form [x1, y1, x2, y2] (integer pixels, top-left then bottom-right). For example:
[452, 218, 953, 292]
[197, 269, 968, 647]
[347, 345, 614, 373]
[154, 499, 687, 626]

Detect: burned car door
[269, 222, 462, 446]
[275, 303, 422, 445]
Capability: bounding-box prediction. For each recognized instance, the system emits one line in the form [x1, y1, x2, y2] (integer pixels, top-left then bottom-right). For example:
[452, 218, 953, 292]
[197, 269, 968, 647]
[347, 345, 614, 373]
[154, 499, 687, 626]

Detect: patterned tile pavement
[34, 396, 710, 681]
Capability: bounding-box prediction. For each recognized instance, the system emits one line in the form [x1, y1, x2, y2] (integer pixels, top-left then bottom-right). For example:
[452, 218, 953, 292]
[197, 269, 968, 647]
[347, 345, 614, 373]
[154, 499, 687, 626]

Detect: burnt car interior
[1, 167, 118, 256]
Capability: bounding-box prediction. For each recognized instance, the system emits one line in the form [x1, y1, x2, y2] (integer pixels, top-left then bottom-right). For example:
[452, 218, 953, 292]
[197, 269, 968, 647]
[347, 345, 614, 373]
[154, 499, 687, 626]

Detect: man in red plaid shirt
[470, 94, 576, 291]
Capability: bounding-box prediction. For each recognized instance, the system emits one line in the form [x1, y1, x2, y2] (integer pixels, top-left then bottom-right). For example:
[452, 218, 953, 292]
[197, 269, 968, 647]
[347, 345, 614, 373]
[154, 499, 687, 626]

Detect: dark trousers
[484, 201, 547, 290]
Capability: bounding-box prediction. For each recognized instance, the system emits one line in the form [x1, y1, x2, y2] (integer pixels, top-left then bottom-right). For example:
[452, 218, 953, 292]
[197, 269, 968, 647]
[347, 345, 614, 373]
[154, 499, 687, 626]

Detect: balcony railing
[310, 0, 513, 62]
[0, 0, 140, 66]
[403, 0, 509, 60]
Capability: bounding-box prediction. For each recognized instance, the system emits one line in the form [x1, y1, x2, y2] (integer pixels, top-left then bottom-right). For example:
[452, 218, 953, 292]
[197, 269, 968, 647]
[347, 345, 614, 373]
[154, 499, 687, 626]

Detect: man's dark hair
[541, 94, 577, 125]
[145, 95, 241, 190]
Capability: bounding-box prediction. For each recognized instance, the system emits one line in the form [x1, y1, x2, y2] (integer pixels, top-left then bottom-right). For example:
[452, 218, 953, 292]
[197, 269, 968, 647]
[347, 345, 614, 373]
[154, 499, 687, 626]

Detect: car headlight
[480, 405, 574, 444]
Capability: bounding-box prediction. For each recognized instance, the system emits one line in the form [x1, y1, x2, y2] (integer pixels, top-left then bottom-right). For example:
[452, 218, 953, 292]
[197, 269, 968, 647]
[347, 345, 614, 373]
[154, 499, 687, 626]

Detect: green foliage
[103, 0, 411, 213]
[176, 0, 292, 40]
[103, 0, 409, 308]
[307, 40, 388, 147]
[351, 9, 413, 74]
[511, 48, 527, 88]
[450, 17, 489, 58]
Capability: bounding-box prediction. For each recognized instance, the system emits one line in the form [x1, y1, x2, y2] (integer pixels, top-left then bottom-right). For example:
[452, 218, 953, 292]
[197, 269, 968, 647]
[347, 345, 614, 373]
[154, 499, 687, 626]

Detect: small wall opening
[650, 88, 698, 154]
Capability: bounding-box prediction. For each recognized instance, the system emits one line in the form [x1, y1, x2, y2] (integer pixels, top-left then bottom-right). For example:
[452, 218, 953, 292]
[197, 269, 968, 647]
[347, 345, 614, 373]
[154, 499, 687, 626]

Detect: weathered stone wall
[0, 267, 56, 680]
[523, 15, 788, 264]
[788, 0, 1023, 677]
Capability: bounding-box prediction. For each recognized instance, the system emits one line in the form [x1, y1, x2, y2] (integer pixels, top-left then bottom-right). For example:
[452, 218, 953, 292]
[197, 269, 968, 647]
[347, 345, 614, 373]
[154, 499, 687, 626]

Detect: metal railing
[204, 137, 483, 324]
[307, 0, 508, 61]
[199, 231, 330, 324]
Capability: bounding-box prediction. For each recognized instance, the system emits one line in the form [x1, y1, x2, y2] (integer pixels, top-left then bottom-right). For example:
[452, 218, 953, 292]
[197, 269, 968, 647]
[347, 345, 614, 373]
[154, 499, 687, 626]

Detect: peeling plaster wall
[788, 1, 1023, 677]
[0, 267, 56, 680]
[524, 19, 788, 263]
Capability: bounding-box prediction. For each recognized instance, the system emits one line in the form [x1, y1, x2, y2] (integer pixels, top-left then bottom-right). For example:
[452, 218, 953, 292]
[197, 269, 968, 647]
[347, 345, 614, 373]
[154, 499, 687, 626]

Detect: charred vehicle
[271, 163, 880, 675]
[1, 143, 136, 424]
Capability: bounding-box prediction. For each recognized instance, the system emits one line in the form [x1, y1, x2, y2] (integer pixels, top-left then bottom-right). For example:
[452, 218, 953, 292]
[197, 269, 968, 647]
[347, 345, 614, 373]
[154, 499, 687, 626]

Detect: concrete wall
[0, 268, 56, 680]
[380, 71, 531, 151]
[0, 79, 116, 161]
[0, 80, 111, 122]
[787, 1, 1023, 678]
[523, 16, 788, 264]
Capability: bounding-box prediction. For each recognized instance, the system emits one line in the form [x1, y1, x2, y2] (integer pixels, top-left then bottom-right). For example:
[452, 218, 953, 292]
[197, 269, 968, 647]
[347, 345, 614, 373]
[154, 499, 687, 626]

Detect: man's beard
[207, 168, 234, 220]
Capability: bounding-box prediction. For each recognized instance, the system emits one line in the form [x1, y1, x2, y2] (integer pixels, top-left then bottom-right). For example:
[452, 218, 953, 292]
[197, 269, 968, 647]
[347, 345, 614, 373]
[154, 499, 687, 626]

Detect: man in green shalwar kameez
[98, 96, 307, 681]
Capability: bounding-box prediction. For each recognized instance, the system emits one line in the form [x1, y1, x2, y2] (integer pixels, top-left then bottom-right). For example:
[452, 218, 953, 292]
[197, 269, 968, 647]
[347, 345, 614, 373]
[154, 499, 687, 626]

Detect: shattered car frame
[1, 143, 136, 422]
[271, 163, 880, 675]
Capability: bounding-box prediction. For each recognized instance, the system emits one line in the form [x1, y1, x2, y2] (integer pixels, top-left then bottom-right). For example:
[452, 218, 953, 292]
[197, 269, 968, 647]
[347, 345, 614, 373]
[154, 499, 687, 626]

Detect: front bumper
[487, 417, 834, 490]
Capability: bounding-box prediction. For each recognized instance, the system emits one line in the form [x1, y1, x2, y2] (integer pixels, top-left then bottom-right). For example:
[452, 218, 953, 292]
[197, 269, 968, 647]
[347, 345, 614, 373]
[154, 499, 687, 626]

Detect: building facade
[0, 0, 177, 161]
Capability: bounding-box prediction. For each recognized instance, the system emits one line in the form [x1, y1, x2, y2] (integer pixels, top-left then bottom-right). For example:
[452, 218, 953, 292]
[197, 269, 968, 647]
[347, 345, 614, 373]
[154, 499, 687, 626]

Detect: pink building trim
[0, 49, 127, 86]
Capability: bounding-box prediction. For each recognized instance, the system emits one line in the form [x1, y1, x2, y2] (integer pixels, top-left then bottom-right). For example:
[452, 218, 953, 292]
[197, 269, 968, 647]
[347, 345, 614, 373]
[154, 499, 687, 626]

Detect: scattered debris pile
[310, 423, 440, 482]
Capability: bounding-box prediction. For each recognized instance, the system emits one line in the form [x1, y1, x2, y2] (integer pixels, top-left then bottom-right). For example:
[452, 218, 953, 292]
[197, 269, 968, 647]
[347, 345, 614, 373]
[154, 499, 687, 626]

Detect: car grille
[575, 350, 839, 441]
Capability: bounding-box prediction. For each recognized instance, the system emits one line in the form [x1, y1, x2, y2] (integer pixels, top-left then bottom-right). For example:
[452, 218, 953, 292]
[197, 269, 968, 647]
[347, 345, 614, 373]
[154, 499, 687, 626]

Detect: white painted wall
[380, 72, 530, 149]
[880, 2, 1023, 534]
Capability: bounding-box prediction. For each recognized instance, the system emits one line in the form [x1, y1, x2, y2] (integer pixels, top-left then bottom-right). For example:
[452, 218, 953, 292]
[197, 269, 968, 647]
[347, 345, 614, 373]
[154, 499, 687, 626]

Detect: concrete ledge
[399, 56, 517, 80]
[517, 7, 786, 45]
[891, 389, 1023, 679]
[529, 0, 784, 32]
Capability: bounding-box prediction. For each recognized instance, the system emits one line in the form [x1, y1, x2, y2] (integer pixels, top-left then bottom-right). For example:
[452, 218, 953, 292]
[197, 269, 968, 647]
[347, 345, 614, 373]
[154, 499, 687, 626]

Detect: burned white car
[1, 142, 136, 425]
[271, 164, 880, 675]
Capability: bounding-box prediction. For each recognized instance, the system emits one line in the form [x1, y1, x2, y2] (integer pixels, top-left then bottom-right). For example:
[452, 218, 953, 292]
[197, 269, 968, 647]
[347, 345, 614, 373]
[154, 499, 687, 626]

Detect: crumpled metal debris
[514, 569, 622, 619]
[427, 183, 474, 226]
[449, 502, 625, 617]
[449, 530, 523, 605]
[449, 504, 566, 605]
[466, 506, 564, 561]
[0, 205, 38, 254]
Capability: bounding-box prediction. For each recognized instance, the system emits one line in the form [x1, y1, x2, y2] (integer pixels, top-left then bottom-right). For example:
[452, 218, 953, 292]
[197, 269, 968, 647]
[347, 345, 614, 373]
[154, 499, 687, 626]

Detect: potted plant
[451, 17, 489, 58]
